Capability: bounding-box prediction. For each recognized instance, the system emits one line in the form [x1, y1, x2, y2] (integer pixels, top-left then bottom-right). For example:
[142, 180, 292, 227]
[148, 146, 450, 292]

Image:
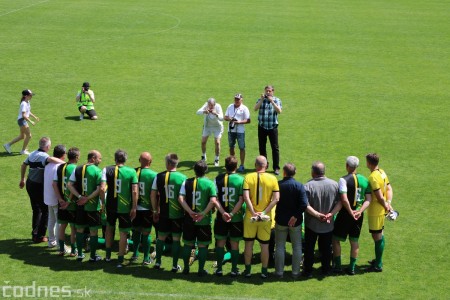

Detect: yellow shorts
[243, 217, 271, 242]
[368, 215, 385, 232]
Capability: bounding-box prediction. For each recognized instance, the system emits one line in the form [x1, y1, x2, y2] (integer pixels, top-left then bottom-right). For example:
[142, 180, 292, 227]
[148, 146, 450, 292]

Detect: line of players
[51, 145, 392, 278]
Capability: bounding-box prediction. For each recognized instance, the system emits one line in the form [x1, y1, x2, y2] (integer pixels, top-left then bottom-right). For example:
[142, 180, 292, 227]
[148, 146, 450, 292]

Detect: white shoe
[79, 114, 84, 120]
[20, 150, 30, 155]
[48, 240, 57, 248]
[3, 143, 11, 154]
[214, 159, 219, 167]
[201, 155, 206, 161]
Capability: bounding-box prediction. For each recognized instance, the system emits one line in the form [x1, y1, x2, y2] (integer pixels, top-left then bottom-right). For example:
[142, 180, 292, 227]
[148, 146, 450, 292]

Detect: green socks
[231, 249, 239, 272]
[349, 257, 357, 271]
[105, 248, 112, 260]
[142, 234, 151, 261]
[375, 236, 385, 268]
[182, 245, 192, 271]
[76, 232, 84, 257]
[333, 256, 342, 269]
[89, 235, 98, 259]
[172, 240, 181, 268]
[59, 240, 65, 252]
[155, 239, 164, 264]
[216, 247, 225, 271]
[132, 231, 141, 258]
[198, 247, 208, 273]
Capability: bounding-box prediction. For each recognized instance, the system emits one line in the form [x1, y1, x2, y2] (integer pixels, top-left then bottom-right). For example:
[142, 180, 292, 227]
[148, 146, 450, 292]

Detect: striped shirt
[256, 97, 282, 130]
[24, 149, 49, 183]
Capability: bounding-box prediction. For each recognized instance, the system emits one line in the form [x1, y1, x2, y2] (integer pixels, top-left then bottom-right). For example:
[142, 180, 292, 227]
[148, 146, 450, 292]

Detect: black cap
[82, 82, 90, 88]
[22, 89, 34, 96]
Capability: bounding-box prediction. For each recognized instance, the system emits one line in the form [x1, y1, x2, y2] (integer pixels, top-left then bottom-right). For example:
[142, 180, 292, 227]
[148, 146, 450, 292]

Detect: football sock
[350, 257, 357, 271]
[105, 248, 112, 259]
[333, 256, 342, 269]
[231, 250, 239, 271]
[118, 255, 124, 264]
[132, 231, 141, 257]
[182, 245, 192, 270]
[172, 240, 181, 267]
[59, 240, 65, 252]
[90, 235, 98, 258]
[216, 246, 225, 271]
[261, 267, 268, 275]
[198, 247, 208, 272]
[71, 243, 76, 254]
[142, 234, 150, 261]
[156, 239, 164, 264]
[375, 236, 385, 268]
[245, 264, 251, 274]
[76, 232, 84, 257]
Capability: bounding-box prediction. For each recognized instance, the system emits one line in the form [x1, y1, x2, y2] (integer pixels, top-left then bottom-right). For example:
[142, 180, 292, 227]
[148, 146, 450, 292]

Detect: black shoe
[89, 254, 102, 262]
[198, 269, 209, 277]
[345, 268, 356, 276]
[368, 259, 376, 266]
[365, 265, 383, 273]
[182, 267, 190, 275]
[171, 265, 182, 273]
[301, 271, 312, 279]
[214, 269, 223, 277]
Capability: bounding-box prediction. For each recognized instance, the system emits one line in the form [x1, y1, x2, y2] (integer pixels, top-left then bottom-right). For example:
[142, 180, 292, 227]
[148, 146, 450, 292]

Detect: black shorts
[58, 209, 76, 224]
[333, 211, 364, 241]
[75, 207, 102, 229]
[214, 218, 243, 241]
[106, 211, 132, 232]
[78, 107, 97, 118]
[132, 210, 153, 231]
[157, 216, 183, 236]
[183, 218, 212, 244]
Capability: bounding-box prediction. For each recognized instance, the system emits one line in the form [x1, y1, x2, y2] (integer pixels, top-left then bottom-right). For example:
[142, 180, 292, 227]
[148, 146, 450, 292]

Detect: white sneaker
[201, 155, 206, 161]
[20, 150, 30, 155]
[3, 143, 11, 154]
[214, 159, 219, 167]
[48, 240, 57, 248]
[79, 113, 84, 120]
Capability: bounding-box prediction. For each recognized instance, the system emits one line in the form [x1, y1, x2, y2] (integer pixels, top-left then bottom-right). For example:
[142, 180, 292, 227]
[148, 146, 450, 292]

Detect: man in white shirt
[196, 98, 223, 166]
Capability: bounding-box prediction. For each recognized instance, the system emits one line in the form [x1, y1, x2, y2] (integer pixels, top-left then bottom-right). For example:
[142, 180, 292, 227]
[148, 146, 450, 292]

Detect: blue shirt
[256, 96, 282, 130]
[276, 177, 308, 227]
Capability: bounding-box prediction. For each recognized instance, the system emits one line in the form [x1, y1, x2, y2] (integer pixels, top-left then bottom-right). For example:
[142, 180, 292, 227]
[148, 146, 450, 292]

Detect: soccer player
[178, 160, 224, 276]
[53, 147, 80, 256]
[101, 150, 138, 267]
[254, 85, 282, 175]
[365, 153, 393, 272]
[67, 150, 103, 262]
[151, 153, 187, 272]
[224, 93, 251, 172]
[242, 156, 280, 278]
[196, 98, 224, 166]
[131, 152, 157, 265]
[214, 156, 244, 276]
[332, 156, 372, 275]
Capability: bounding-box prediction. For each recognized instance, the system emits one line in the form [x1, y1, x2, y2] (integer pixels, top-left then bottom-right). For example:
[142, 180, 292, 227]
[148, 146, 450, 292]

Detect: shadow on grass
[0, 152, 22, 158]
[64, 116, 82, 121]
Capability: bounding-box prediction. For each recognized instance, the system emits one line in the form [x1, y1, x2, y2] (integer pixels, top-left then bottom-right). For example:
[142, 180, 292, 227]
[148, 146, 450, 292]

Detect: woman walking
[3, 89, 39, 155]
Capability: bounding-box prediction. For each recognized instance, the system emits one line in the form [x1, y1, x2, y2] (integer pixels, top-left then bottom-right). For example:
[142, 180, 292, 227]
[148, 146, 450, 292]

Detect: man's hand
[130, 208, 137, 221]
[222, 212, 231, 223]
[19, 180, 25, 189]
[152, 212, 159, 223]
[77, 196, 88, 206]
[288, 216, 297, 227]
[59, 201, 69, 210]
[353, 210, 362, 220]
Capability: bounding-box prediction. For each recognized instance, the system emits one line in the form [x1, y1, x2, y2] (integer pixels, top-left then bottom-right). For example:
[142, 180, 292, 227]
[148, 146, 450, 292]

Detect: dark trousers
[26, 180, 48, 238]
[303, 226, 332, 274]
[258, 126, 279, 171]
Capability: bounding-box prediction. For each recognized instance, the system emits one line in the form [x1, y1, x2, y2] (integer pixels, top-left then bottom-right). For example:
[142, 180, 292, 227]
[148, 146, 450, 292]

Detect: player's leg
[243, 217, 256, 277]
[368, 215, 384, 271]
[289, 224, 302, 278]
[302, 226, 318, 277]
[274, 224, 288, 277]
[237, 133, 246, 171]
[201, 135, 209, 160]
[318, 231, 333, 275]
[171, 218, 183, 271]
[267, 127, 280, 172]
[257, 222, 271, 278]
[257, 126, 268, 160]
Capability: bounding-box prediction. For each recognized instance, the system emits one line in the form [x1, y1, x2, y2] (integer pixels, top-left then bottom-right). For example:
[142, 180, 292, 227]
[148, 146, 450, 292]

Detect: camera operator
[224, 94, 250, 173]
[254, 85, 282, 175]
[76, 82, 97, 120]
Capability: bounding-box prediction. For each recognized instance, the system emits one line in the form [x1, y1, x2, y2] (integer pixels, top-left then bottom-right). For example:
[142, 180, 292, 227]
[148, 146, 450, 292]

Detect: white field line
[0, 0, 50, 18]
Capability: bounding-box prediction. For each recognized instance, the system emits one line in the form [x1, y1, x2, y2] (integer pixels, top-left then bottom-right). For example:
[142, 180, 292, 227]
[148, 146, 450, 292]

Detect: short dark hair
[165, 153, 179, 167]
[67, 147, 80, 160]
[87, 151, 97, 161]
[366, 153, 380, 166]
[53, 144, 66, 158]
[283, 163, 296, 177]
[115, 150, 128, 164]
[311, 161, 325, 176]
[194, 160, 208, 177]
[225, 156, 238, 173]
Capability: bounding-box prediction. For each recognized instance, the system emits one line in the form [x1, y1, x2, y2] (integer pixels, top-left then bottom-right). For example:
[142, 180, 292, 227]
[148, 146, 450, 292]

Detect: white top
[225, 103, 250, 133]
[17, 101, 30, 120]
[44, 162, 62, 205]
[196, 102, 223, 128]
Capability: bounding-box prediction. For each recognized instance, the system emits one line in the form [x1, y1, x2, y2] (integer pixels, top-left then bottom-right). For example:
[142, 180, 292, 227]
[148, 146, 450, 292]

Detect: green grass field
[1, 0, 449, 299]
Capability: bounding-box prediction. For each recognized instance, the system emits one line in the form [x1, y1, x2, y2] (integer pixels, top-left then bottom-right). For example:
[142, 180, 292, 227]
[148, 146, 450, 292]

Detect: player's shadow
[0, 152, 21, 158]
[64, 116, 82, 121]
[177, 160, 196, 172]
